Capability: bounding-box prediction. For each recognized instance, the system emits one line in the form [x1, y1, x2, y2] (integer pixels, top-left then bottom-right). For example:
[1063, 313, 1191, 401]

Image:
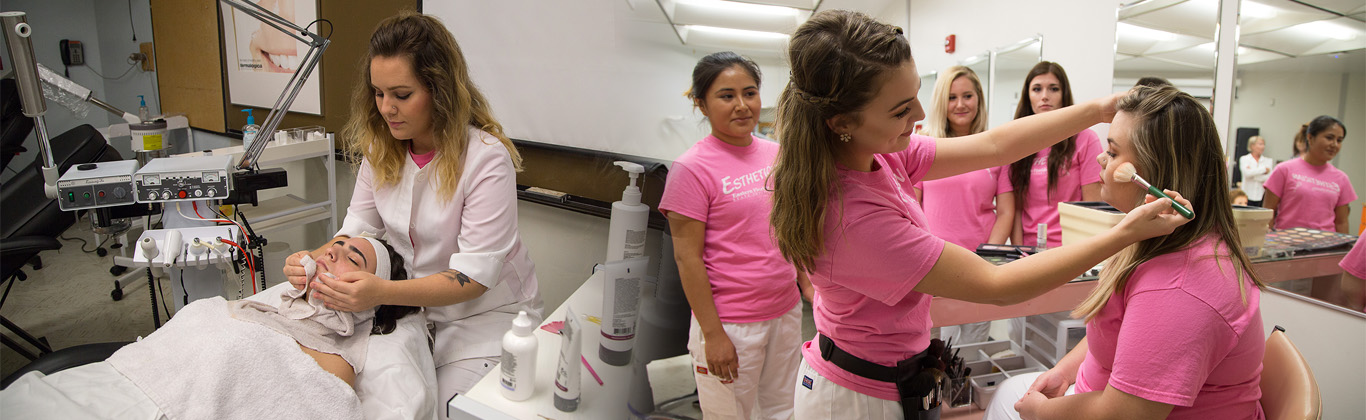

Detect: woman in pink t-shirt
[990, 86, 1267, 420]
[659, 52, 811, 420]
[1003, 62, 1104, 249]
[769, 11, 1192, 419]
[1263, 116, 1355, 234]
[915, 65, 1013, 345]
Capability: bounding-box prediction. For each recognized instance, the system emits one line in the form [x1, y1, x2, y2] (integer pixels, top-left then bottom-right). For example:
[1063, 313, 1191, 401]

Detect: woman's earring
[839, 133, 851, 142]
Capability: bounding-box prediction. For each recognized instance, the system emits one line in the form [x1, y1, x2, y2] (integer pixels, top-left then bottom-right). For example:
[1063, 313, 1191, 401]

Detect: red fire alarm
[945, 34, 956, 53]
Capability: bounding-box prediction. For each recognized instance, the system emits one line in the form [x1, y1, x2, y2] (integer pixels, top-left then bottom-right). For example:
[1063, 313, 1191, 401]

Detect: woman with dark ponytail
[1264, 115, 1355, 233]
[660, 51, 810, 420]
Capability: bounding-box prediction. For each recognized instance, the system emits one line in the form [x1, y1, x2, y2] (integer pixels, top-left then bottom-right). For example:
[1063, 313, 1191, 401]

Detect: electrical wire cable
[177, 202, 248, 247]
[85, 62, 139, 80]
[219, 238, 256, 294]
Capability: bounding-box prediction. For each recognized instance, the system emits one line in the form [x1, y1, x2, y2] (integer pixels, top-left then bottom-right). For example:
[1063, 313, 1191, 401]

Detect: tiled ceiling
[1116, 0, 1366, 74]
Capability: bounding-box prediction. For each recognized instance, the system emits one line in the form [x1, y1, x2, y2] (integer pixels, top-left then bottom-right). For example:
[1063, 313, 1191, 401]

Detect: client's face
[316, 238, 377, 278]
[1099, 112, 1147, 212]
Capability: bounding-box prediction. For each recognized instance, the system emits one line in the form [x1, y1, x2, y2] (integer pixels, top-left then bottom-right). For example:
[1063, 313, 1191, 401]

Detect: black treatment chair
[2, 78, 35, 170]
[1, 121, 124, 361]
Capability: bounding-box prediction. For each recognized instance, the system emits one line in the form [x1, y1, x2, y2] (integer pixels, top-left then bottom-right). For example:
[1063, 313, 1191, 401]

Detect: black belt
[818, 334, 942, 420]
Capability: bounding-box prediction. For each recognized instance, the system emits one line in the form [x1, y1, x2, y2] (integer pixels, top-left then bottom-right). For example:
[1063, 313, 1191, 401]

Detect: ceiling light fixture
[677, 0, 800, 17]
[684, 24, 790, 40]
[1294, 20, 1358, 41]
[1117, 22, 1178, 41]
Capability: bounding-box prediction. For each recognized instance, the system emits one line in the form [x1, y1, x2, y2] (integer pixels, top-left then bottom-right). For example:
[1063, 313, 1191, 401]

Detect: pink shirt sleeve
[658, 161, 711, 223]
[1334, 176, 1357, 207]
[1075, 131, 1104, 187]
[1110, 289, 1235, 407]
[828, 206, 945, 306]
[1343, 240, 1366, 279]
[995, 166, 1013, 195]
[1263, 165, 1287, 198]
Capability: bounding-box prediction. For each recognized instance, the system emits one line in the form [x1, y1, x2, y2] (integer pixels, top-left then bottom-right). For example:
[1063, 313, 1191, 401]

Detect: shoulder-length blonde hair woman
[284, 12, 542, 417]
[920, 65, 988, 138]
[341, 11, 522, 200]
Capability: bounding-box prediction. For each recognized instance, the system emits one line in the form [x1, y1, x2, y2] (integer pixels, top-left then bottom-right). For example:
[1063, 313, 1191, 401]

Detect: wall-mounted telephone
[60, 39, 84, 66]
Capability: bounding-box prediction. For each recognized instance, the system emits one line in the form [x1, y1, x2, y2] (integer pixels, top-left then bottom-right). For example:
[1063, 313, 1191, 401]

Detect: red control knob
[178, 190, 187, 199]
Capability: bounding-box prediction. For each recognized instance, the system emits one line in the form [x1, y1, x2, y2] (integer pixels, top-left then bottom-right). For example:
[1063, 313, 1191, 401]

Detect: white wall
[1259, 288, 1366, 419]
[92, 0, 160, 150]
[1231, 69, 1365, 234]
[1, 0, 112, 180]
[908, 0, 1117, 139]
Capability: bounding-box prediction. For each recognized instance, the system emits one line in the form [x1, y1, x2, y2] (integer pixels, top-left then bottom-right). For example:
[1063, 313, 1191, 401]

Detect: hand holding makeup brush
[1113, 190, 1195, 242]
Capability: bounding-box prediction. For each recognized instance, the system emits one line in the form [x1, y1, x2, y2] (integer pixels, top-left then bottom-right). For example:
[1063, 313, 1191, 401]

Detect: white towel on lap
[107, 297, 364, 420]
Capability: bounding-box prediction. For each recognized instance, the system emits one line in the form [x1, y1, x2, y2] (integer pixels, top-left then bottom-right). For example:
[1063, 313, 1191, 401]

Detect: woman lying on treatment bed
[0, 236, 423, 420]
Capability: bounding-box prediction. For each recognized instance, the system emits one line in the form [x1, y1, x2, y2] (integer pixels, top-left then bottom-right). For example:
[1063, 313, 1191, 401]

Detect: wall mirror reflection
[1112, 0, 1221, 106]
[1228, 0, 1364, 311]
[989, 37, 1042, 128]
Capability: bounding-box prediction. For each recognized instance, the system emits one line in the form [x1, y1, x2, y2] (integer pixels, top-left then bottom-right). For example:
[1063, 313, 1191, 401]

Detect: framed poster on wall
[220, 0, 322, 115]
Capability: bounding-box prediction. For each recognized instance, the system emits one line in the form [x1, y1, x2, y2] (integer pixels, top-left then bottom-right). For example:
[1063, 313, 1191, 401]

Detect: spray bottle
[606, 161, 648, 261]
[137, 95, 150, 122]
[241, 109, 261, 151]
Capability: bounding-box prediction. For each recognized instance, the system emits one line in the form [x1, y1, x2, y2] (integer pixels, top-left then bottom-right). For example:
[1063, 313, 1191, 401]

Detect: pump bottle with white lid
[500, 310, 538, 401]
[607, 161, 649, 261]
[241, 108, 261, 151]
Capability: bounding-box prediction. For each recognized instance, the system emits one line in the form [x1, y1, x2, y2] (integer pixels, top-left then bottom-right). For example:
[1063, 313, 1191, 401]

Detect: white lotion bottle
[599, 256, 649, 366]
[553, 307, 582, 412]
[500, 310, 538, 401]
[606, 161, 649, 261]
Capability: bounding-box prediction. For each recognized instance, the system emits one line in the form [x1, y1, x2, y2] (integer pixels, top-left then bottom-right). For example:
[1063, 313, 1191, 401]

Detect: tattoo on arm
[438, 269, 473, 287]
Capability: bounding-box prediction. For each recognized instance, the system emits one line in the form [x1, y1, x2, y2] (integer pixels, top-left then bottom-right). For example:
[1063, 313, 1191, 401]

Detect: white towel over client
[106, 297, 364, 420]
[227, 253, 377, 373]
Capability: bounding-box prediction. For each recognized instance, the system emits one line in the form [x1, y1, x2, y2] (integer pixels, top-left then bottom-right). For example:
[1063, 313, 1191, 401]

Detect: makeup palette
[975, 244, 1099, 281]
[1263, 228, 1357, 254]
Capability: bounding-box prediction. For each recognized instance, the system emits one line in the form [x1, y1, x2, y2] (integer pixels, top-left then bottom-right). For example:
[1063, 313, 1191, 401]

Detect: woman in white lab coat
[1237, 136, 1274, 207]
[282, 12, 542, 414]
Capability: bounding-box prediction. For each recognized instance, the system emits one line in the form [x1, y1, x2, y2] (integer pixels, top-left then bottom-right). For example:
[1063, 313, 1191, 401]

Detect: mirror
[960, 50, 992, 124]
[1229, 0, 1365, 310]
[915, 70, 938, 133]
[1112, 0, 1221, 107]
[989, 37, 1042, 128]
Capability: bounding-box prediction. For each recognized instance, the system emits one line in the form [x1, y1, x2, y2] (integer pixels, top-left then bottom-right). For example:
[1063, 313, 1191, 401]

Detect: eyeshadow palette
[1263, 227, 1357, 253]
[975, 244, 1099, 281]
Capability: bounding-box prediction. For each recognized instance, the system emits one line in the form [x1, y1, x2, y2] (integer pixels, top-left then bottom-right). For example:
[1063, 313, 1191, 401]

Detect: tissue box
[1059, 202, 1124, 246]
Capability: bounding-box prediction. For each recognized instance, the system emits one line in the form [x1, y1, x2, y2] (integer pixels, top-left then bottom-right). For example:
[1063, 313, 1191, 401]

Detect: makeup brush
[1113, 162, 1194, 219]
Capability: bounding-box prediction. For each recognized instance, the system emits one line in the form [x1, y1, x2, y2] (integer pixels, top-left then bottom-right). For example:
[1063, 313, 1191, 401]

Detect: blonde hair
[770, 10, 911, 272]
[1073, 86, 1265, 321]
[341, 11, 522, 200]
[920, 66, 987, 138]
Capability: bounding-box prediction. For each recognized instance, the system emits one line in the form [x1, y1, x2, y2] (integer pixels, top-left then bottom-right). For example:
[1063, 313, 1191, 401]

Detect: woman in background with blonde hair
[988, 85, 1266, 420]
[915, 65, 1013, 345]
[281, 12, 542, 415]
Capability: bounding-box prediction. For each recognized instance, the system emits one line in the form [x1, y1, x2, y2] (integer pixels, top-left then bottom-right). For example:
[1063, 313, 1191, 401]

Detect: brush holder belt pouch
[817, 334, 941, 420]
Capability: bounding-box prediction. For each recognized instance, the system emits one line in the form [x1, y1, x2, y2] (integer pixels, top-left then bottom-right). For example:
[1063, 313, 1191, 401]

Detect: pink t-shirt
[410, 148, 436, 169]
[1342, 239, 1365, 279]
[917, 166, 1010, 250]
[1263, 158, 1357, 231]
[658, 135, 799, 323]
[998, 130, 1103, 248]
[1076, 236, 1265, 419]
[800, 135, 945, 401]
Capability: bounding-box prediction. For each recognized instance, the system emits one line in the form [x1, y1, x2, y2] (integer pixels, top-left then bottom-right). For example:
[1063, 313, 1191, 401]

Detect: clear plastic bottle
[137, 95, 150, 122]
[240, 109, 260, 151]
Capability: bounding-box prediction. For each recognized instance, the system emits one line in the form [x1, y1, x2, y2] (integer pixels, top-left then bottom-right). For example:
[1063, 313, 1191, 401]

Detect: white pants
[982, 372, 1077, 420]
[437, 356, 499, 420]
[793, 358, 903, 420]
[689, 302, 803, 420]
[939, 321, 992, 345]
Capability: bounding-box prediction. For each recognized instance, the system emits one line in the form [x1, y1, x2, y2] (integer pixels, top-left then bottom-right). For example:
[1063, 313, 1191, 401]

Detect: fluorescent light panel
[1293, 20, 1359, 41]
[678, 0, 799, 17]
[685, 24, 790, 40]
[1117, 22, 1178, 41]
